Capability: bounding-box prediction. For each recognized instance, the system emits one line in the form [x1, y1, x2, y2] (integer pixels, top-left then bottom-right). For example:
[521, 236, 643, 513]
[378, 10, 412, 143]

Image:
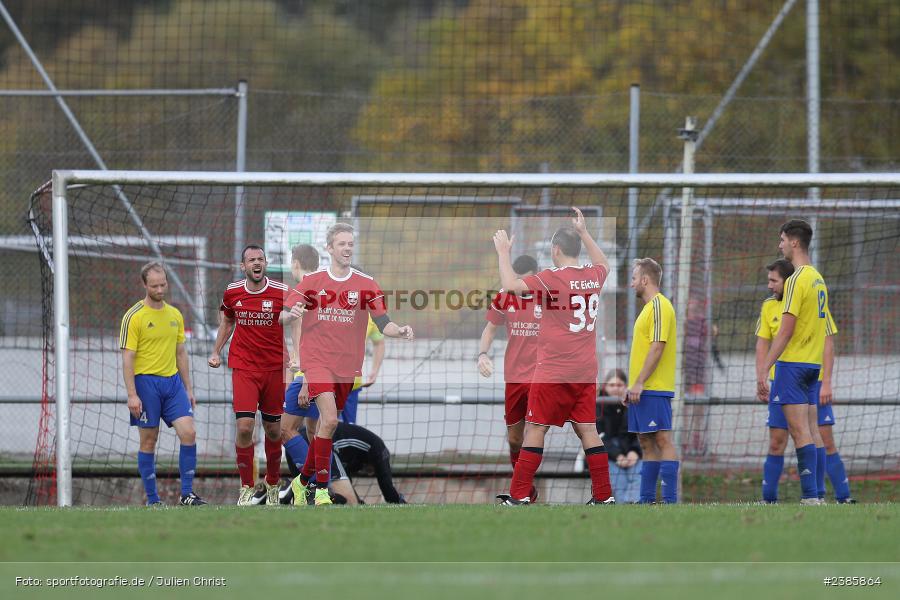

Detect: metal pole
[807, 0, 821, 264]
[674, 117, 698, 479]
[234, 80, 248, 273]
[0, 1, 207, 333]
[51, 172, 72, 507]
[627, 84, 640, 349]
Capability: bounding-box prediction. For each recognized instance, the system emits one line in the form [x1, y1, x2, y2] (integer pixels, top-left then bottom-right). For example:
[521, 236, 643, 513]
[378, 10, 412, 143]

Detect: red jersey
[521, 264, 608, 383]
[486, 291, 540, 383]
[220, 277, 289, 371]
[287, 268, 387, 378]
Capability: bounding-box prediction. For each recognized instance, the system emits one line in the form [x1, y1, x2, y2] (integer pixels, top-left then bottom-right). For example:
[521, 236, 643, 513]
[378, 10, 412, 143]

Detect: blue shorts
[771, 362, 820, 406]
[627, 392, 673, 434]
[131, 373, 192, 428]
[284, 377, 359, 423]
[767, 381, 836, 428]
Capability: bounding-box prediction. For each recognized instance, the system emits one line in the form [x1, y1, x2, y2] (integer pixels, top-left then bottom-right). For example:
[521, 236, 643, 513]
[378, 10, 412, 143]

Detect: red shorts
[504, 382, 530, 426]
[232, 368, 285, 419]
[304, 366, 356, 410]
[526, 382, 596, 427]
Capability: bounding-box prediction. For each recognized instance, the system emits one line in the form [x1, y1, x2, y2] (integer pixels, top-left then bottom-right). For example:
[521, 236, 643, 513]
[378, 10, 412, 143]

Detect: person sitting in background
[598, 369, 642, 503]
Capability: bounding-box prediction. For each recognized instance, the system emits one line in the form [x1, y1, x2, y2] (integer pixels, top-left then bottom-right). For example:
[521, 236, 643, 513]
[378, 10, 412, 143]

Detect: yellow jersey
[629, 293, 677, 395]
[295, 315, 384, 390]
[119, 301, 185, 376]
[780, 265, 834, 366]
[756, 294, 836, 380]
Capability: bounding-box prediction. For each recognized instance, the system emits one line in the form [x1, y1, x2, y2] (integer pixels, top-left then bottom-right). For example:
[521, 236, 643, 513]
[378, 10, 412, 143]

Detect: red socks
[264, 437, 282, 485]
[235, 445, 254, 487]
[585, 447, 612, 501]
[314, 436, 333, 486]
[300, 436, 317, 480]
[509, 447, 542, 500]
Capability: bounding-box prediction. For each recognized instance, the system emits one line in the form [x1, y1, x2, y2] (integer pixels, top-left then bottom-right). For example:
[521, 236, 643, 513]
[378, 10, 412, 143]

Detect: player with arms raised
[757, 220, 832, 504]
[493, 208, 614, 506]
[208, 245, 298, 506]
[477, 254, 540, 501]
[283, 223, 414, 506]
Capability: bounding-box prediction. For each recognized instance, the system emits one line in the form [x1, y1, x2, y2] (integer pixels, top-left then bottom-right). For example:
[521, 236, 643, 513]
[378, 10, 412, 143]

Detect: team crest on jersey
[534, 304, 542, 319]
[262, 300, 273, 312]
[347, 291, 359, 306]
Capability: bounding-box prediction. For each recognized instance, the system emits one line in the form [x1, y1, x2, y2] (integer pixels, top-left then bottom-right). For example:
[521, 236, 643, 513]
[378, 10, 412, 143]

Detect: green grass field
[1, 504, 898, 599]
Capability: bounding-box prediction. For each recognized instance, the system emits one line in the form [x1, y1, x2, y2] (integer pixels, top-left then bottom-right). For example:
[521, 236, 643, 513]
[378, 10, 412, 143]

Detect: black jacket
[596, 403, 642, 462]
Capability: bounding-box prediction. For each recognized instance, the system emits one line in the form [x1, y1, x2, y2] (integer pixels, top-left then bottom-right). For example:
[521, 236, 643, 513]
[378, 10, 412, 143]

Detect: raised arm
[492, 230, 528, 294]
[571, 207, 609, 271]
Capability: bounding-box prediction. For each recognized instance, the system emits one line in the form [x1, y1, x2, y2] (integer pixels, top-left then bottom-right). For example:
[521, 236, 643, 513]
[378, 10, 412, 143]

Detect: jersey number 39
[569, 293, 600, 333]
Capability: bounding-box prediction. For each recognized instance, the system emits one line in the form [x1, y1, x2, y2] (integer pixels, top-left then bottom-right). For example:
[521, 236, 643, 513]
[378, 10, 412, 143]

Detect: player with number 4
[493, 207, 614, 506]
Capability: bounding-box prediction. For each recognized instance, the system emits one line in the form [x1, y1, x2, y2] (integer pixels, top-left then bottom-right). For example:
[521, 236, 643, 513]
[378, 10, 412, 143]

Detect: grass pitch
[1, 504, 897, 599]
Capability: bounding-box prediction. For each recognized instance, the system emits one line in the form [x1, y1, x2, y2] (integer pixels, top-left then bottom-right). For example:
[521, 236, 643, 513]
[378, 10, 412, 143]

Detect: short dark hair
[550, 226, 581, 258]
[633, 257, 662, 286]
[241, 244, 266, 262]
[291, 244, 319, 272]
[512, 254, 538, 275]
[780, 219, 813, 250]
[766, 258, 795, 281]
[140, 261, 166, 284]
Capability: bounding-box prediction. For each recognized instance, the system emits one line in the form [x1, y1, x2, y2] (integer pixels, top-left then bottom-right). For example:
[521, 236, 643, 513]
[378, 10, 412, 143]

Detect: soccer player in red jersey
[283, 223, 414, 506]
[208, 245, 301, 506]
[493, 208, 614, 505]
[477, 254, 540, 500]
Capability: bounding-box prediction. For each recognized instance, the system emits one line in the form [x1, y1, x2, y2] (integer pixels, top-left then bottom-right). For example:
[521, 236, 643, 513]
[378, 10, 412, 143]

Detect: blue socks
[659, 460, 680, 503]
[762, 454, 784, 502]
[283, 435, 310, 473]
[796, 444, 818, 499]
[179, 444, 197, 496]
[639, 460, 661, 503]
[138, 451, 159, 504]
[816, 446, 827, 499]
[826, 452, 851, 501]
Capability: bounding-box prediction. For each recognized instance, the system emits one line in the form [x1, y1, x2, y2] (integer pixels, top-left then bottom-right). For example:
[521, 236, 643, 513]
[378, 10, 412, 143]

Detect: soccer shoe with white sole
[496, 494, 530, 506]
[147, 500, 165, 507]
[237, 485, 256, 506]
[836, 498, 858, 504]
[179, 492, 208, 506]
[800, 497, 823, 505]
[278, 479, 294, 505]
[248, 483, 267, 505]
[265, 481, 281, 506]
[290, 475, 313, 506]
[585, 496, 616, 505]
[313, 486, 333, 506]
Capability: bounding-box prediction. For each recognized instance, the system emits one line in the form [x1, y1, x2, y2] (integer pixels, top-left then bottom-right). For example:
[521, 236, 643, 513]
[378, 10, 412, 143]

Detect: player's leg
[572, 422, 613, 503]
[232, 369, 260, 504]
[259, 370, 286, 505]
[504, 383, 529, 467]
[132, 375, 163, 505]
[808, 381, 826, 501]
[773, 364, 817, 502]
[341, 388, 360, 424]
[507, 420, 525, 466]
[819, 420, 852, 502]
[762, 397, 788, 503]
[504, 421, 549, 503]
[161, 374, 205, 505]
[654, 429, 679, 503]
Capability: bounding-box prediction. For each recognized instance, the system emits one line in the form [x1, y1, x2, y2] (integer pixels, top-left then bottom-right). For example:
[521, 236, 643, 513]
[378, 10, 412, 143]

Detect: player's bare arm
[297, 378, 310, 409]
[755, 336, 771, 403]
[208, 311, 236, 368]
[175, 342, 196, 409]
[121, 348, 142, 418]
[626, 341, 665, 405]
[477, 321, 498, 378]
[757, 313, 796, 401]
[820, 334, 835, 405]
[279, 301, 306, 325]
[571, 207, 610, 271]
[493, 230, 528, 294]
[383, 322, 415, 341]
[366, 337, 386, 385]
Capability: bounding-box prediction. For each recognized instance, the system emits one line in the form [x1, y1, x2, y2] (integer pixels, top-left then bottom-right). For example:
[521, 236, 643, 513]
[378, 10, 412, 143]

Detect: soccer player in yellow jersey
[120, 262, 205, 506]
[757, 220, 832, 504]
[625, 258, 679, 503]
[756, 259, 853, 503]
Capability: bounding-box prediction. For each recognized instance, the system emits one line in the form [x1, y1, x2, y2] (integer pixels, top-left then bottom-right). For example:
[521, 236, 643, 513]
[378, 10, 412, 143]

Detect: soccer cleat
[278, 479, 294, 505]
[800, 497, 823, 505]
[529, 485, 539, 504]
[237, 485, 256, 506]
[290, 475, 313, 506]
[147, 500, 165, 507]
[496, 494, 530, 506]
[586, 496, 616, 505]
[265, 481, 280, 506]
[248, 484, 267, 505]
[179, 492, 208, 506]
[836, 498, 858, 504]
[314, 486, 333, 506]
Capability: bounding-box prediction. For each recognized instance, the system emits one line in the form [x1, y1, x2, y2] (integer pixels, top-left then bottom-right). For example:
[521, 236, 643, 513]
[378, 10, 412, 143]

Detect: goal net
[27, 171, 900, 505]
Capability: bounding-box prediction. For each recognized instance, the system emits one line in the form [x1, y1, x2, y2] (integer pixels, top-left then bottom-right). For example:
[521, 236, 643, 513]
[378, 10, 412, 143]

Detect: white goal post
[49, 169, 900, 506]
